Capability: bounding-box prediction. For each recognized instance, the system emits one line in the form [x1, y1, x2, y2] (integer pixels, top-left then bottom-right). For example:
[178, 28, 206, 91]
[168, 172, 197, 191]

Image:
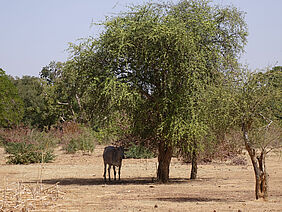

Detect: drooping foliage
[97, 0, 247, 139]
[58, 0, 247, 182]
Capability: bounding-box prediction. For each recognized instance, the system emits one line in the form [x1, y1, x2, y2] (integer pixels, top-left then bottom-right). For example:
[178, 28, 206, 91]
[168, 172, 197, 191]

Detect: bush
[0, 135, 5, 147]
[0, 127, 57, 164]
[179, 130, 244, 164]
[65, 137, 95, 154]
[61, 122, 96, 154]
[93, 128, 117, 145]
[5, 142, 55, 164]
[125, 143, 156, 159]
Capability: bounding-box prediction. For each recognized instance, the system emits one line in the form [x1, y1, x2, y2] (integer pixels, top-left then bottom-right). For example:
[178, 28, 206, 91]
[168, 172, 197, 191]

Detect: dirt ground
[0, 145, 281, 212]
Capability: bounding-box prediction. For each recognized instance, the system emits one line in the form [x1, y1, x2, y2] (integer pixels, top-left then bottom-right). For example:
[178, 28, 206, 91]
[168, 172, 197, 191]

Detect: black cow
[103, 146, 125, 182]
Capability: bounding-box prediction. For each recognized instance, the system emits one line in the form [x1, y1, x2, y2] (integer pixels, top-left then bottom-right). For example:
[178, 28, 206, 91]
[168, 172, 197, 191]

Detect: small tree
[233, 68, 281, 200]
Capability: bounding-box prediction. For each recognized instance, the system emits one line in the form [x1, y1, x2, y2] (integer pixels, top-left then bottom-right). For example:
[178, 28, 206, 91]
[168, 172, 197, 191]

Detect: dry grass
[0, 179, 65, 211]
[0, 157, 65, 212]
[0, 145, 281, 211]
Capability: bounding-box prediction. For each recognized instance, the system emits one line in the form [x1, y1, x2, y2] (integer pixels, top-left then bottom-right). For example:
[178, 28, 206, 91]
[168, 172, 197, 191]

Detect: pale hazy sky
[1, 0, 281, 77]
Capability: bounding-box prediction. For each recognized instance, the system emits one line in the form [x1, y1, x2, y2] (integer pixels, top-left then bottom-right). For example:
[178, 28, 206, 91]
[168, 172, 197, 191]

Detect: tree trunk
[256, 151, 269, 200]
[157, 142, 173, 183]
[242, 125, 269, 200]
[190, 147, 198, 179]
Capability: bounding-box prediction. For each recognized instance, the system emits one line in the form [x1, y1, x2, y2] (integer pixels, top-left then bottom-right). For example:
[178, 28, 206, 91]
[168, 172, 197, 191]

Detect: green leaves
[1, 128, 57, 164]
[32, 1, 249, 156]
[125, 143, 156, 159]
[0, 69, 23, 127]
[5, 142, 55, 164]
[13, 76, 53, 128]
[93, 0, 248, 151]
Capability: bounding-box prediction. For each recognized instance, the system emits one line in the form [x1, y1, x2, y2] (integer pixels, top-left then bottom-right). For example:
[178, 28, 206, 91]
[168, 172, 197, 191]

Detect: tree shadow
[156, 197, 227, 203]
[26, 177, 193, 186]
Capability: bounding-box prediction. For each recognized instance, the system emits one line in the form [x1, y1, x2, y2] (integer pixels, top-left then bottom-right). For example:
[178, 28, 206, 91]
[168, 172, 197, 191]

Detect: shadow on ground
[26, 177, 195, 186]
[156, 197, 226, 203]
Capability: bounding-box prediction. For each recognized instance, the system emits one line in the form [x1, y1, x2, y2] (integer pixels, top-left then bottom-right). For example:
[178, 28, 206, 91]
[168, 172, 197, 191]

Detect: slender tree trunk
[190, 146, 198, 179]
[242, 125, 269, 200]
[75, 93, 87, 122]
[257, 151, 269, 200]
[157, 142, 173, 183]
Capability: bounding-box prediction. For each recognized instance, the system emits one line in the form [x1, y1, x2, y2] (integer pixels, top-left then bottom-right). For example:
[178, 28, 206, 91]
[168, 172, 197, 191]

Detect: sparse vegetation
[0, 180, 65, 211]
[5, 142, 55, 164]
[125, 144, 156, 159]
[60, 122, 96, 154]
[0, 127, 57, 164]
[64, 137, 95, 154]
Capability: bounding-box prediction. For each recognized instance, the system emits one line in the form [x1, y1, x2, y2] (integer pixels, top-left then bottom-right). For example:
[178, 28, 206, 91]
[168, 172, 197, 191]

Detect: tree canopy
[0, 68, 23, 127]
[57, 0, 248, 182]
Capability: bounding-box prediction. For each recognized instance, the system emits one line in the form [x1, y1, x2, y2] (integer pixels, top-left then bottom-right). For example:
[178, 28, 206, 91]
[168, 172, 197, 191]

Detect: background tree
[40, 61, 63, 85]
[40, 61, 82, 124]
[40, 42, 135, 143]
[12, 76, 54, 129]
[40, 61, 86, 128]
[0, 69, 23, 127]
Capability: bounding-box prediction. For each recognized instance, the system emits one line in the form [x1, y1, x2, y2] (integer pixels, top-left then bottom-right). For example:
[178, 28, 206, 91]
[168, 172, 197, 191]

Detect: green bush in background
[0, 127, 57, 164]
[125, 143, 155, 159]
[5, 142, 55, 164]
[65, 137, 95, 154]
[61, 123, 96, 154]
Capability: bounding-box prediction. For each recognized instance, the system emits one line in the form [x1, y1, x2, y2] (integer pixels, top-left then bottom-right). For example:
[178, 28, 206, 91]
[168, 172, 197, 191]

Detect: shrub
[125, 143, 156, 159]
[0, 127, 57, 164]
[5, 142, 55, 164]
[0, 135, 5, 147]
[61, 122, 96, 154]
[231, 155, 247, 166]
[65, 137, 95, 154]
[179, 130, 244, 164]
[93, 128, 117, 145]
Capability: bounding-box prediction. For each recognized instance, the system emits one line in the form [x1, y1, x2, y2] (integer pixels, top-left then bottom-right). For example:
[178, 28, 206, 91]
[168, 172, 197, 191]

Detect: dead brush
[0, 180, 65, 211]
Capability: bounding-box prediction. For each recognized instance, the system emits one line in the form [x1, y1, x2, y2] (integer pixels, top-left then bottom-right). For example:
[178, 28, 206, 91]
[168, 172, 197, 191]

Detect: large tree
[93, 0, 248, 182]
[62, 0, 247, 183]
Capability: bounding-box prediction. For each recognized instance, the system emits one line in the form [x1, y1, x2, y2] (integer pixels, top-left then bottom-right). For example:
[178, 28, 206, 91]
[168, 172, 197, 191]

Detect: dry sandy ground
[0, 145, 281, 211]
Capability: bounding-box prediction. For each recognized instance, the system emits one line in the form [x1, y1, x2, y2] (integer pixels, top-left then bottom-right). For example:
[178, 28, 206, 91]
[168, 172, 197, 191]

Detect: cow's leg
[108, 164, 112, 181]
[118, 165, 121, 181]
[113, 166, 116, 180]
[103, 163, 107, 182]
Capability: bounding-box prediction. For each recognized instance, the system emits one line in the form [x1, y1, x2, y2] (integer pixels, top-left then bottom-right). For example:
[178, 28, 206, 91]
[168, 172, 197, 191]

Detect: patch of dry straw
[0, 178, 65, 211]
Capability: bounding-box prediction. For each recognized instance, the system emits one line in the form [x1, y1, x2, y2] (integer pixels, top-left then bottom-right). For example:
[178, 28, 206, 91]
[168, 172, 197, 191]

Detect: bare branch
[57, 101, 69, 105]
[259, 113, 273, 129]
